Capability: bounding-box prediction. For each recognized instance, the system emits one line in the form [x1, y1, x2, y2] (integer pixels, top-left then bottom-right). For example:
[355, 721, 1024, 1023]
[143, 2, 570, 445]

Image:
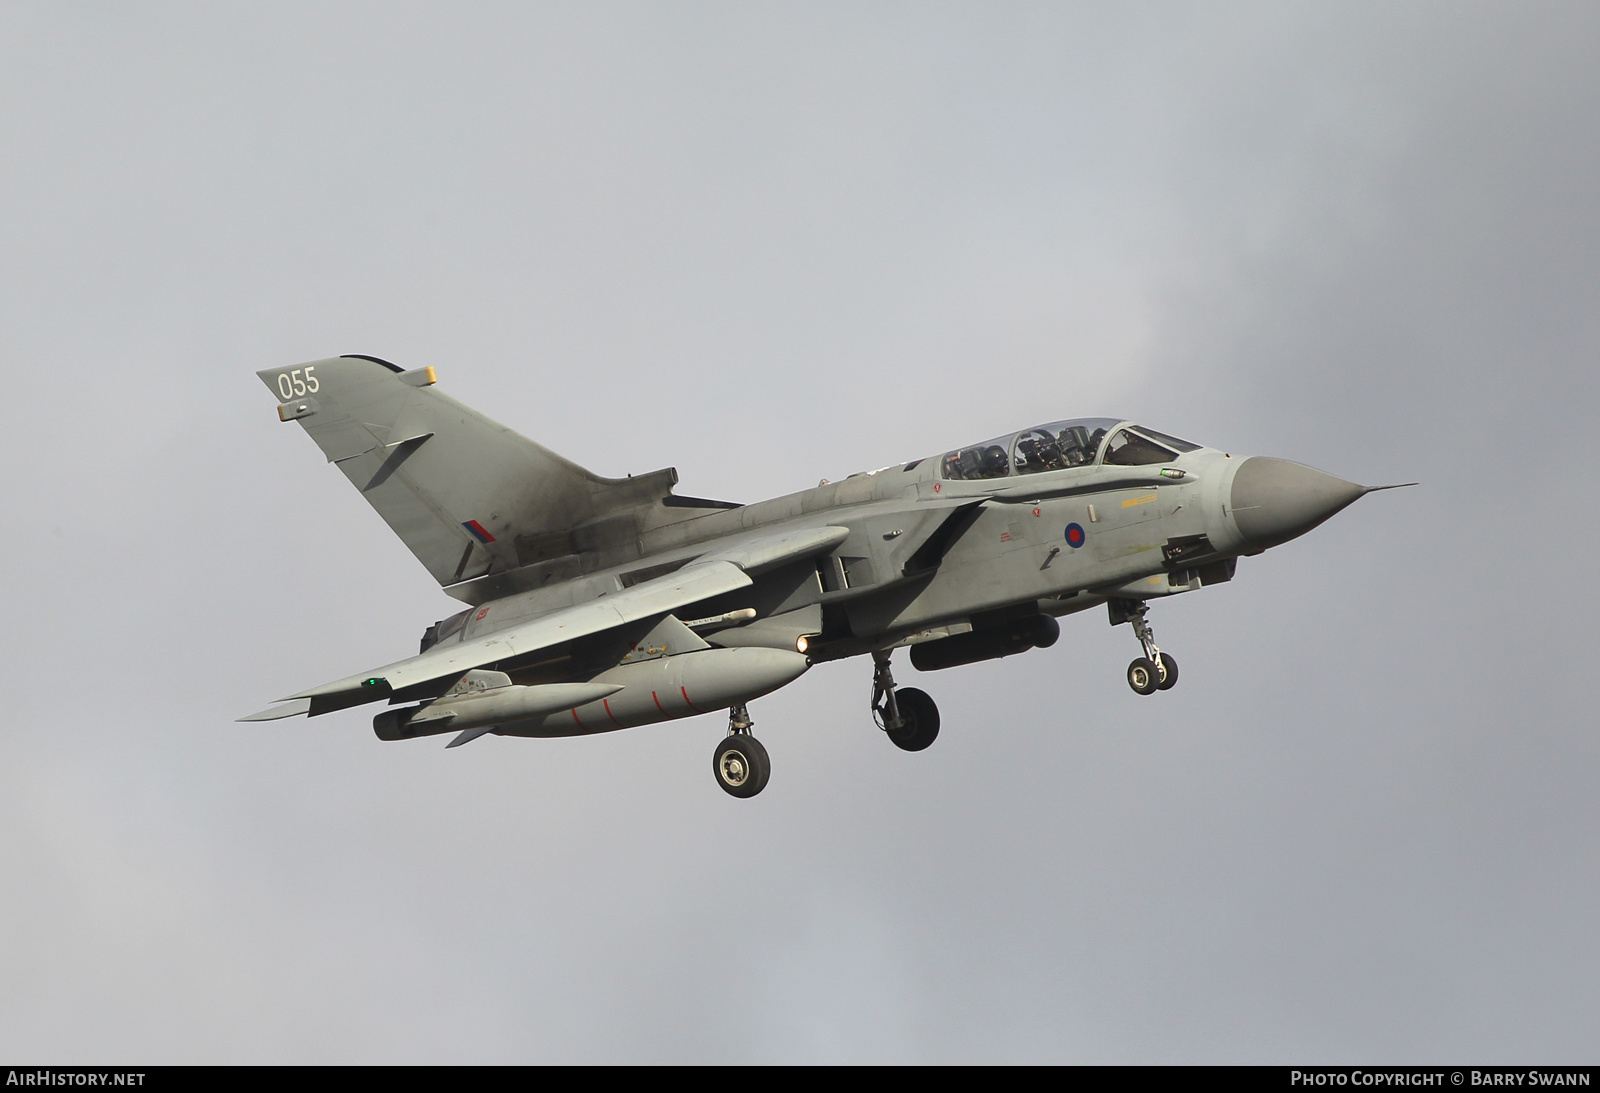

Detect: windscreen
[1104, 429, 1179, 466]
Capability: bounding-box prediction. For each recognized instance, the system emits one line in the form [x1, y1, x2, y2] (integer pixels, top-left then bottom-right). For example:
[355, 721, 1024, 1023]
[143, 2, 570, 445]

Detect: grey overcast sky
[1, 2, 1596, 1063]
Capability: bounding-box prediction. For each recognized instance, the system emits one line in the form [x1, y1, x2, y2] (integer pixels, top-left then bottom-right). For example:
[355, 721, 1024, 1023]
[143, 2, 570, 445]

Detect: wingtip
[237, 698, 313, 722]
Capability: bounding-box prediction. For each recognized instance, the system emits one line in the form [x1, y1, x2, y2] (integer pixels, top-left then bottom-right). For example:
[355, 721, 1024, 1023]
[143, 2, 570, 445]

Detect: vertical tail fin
[258, 356, 679, 596]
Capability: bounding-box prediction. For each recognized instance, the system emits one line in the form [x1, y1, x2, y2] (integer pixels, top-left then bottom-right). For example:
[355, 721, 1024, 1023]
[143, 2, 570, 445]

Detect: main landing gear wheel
[1127, 658, 1161, 696]
[886, 687, 940, 752]
[714, 733, 770, 798]
[714, 704, 770, 798]
[871, 651, 942, 752]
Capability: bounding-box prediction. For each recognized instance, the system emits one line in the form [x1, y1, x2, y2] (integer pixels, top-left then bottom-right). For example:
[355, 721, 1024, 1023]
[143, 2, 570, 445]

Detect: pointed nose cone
[1230, 457, 1367, 551]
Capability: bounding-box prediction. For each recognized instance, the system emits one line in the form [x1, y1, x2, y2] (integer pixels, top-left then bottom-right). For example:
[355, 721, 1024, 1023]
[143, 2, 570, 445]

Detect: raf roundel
[1064, 523, 1086, 548]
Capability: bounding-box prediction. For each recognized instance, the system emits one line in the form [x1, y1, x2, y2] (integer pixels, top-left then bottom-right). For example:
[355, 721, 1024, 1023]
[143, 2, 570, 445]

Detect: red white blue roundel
[1064, 523, 1086, 548]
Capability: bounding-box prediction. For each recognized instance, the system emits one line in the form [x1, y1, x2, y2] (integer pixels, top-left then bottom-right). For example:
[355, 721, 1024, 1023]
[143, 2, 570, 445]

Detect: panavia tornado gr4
[243, 355, 1406, 797]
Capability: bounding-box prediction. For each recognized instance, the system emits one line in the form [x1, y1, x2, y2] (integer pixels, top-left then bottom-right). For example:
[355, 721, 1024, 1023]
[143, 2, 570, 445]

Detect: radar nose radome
[1229, 457, 1367, 551]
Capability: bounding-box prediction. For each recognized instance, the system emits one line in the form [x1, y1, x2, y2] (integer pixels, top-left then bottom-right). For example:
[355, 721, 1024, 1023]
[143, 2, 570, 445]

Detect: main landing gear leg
[871, 650, 940, 752]
[1110, 598, 1179, 696]
[713, 703, 771, 798]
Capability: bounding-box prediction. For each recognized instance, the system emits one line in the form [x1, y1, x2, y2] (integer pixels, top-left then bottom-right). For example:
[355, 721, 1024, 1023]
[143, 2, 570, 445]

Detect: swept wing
[245, 525, 849, 719]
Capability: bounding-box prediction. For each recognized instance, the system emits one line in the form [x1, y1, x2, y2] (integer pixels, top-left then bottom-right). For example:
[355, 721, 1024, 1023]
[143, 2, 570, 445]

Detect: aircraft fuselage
[246, 357, 1391, 795]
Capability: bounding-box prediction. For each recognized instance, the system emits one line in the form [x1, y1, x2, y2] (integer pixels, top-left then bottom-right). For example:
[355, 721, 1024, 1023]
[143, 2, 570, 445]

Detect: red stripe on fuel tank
[680, 686, 704, 714]
[652, 691, 667, 714]
[570, 708, 584, 729]
[603, 699, 623, 728]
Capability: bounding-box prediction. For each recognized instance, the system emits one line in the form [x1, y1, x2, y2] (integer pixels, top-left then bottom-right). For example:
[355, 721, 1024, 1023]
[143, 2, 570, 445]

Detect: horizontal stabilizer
[446, 725, 498, 749]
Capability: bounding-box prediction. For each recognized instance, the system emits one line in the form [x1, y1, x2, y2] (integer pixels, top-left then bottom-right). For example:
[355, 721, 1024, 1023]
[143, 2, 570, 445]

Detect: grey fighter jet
[243, 356, 1406, 797]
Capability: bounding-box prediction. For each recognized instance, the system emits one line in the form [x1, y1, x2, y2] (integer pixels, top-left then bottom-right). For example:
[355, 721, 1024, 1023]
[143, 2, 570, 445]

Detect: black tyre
[1126, 658, 1160, 696]
[1156, 652, 1179, 691]
[714, 734, 771, 798]
[886, 687, 941, 752]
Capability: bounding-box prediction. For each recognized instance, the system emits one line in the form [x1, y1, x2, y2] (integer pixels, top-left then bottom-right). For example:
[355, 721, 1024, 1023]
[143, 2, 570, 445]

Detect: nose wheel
[714, 704, 771, 798]
[1110, 599, 1179, 696]
[872, 651, 941, 751]
[1127, 657, 1161, 695]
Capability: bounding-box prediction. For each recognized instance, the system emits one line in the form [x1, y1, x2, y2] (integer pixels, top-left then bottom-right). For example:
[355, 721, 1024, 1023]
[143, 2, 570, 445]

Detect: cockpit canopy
[938, 418, 1202, 480]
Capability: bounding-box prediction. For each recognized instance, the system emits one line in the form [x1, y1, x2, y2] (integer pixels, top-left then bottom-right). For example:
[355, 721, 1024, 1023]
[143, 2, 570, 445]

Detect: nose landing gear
[872, 651, 941, 751]
[1110, 598, 1179, 696]
[714, 703, 771, 798]
[1127, 657, 1162, 695]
